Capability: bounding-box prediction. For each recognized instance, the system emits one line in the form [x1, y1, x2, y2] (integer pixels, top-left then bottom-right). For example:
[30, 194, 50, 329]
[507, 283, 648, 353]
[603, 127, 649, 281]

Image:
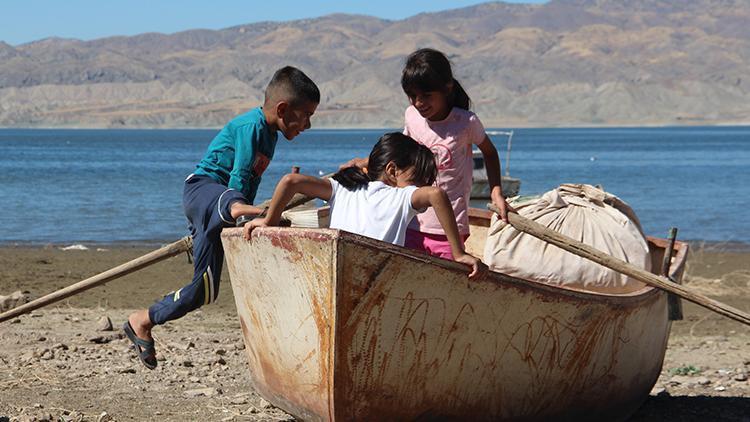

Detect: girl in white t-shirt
[243, 132, 485, 278]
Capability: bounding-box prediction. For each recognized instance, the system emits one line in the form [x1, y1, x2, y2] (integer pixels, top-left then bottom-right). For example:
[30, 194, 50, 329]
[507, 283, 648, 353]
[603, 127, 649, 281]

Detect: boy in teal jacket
[124, 66, 320, 369]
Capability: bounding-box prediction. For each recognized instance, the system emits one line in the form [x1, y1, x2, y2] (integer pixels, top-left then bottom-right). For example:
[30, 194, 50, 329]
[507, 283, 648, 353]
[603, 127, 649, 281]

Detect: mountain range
[1, 0, 749, 128]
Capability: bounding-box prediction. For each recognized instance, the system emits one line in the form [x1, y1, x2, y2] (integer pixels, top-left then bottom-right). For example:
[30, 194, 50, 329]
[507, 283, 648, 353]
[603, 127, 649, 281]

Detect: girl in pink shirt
[399, 48, 513, 259]
[345, 48, 513, 260]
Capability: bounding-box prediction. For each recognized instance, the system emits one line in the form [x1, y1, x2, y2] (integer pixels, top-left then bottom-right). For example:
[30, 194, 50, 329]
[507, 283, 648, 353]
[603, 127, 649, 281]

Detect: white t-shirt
[328, 179, 424, 246]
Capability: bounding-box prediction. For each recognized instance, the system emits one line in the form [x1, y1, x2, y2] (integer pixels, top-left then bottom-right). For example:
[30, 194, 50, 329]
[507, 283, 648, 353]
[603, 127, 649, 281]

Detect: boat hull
[222, 213, 686, 421]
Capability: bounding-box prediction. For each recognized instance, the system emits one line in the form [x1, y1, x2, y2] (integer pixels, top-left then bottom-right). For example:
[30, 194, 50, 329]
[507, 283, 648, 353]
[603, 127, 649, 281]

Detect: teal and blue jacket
[193, 107, 278, 202]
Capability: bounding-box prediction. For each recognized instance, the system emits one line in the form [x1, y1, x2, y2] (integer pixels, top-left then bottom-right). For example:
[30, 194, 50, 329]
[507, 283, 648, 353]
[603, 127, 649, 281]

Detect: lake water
[1, 127, 748, 245]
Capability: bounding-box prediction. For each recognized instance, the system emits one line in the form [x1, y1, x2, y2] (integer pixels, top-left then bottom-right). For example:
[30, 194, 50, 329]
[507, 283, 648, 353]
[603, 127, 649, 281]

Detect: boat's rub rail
[222, 226, 338, 242]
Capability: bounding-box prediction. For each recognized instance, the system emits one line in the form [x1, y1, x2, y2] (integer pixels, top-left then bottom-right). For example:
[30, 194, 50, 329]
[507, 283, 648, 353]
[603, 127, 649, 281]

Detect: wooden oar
[0, 170, 336, 323]
[0, 237, 193, 323]
[487, 205, 750, 327]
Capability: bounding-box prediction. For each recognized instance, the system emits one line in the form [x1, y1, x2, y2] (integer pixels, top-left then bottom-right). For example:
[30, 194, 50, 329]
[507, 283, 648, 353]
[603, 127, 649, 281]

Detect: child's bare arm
[411, 186, 486, 279]
[243, 174, 332, 240]
[339, 157, 368, 170]
[230, 204, 267, 220]
[476, 136, 515, 222]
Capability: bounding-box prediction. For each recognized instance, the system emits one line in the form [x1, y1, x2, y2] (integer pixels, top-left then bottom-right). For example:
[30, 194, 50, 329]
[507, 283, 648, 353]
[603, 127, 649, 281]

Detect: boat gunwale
[222, 223, 688, 307]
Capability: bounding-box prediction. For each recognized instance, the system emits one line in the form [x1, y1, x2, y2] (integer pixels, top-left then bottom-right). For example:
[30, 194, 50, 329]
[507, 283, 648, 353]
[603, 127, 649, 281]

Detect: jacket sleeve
[227, 123, 258, 197]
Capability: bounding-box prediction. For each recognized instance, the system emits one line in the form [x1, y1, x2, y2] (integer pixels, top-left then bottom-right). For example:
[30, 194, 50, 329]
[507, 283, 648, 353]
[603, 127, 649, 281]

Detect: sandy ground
[1, 243, 749, 421]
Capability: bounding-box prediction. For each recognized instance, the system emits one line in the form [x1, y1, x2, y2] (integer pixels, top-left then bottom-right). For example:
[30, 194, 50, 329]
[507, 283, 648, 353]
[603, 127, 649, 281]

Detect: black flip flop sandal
[123, 321, 157, 370]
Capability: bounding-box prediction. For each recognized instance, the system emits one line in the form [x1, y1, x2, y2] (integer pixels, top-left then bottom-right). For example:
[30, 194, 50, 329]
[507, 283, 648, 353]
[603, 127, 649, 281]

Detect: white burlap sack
[484, 184, 650, 294]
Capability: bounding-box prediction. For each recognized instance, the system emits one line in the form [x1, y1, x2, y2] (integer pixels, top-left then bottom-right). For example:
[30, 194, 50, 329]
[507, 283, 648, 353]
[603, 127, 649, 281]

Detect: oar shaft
[488, 206, 750, 326]
[0, 236, 192, 323]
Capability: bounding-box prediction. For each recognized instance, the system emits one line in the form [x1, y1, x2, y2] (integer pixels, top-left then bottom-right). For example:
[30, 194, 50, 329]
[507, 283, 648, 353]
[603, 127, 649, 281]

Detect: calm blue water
[1, 127, 748, 245]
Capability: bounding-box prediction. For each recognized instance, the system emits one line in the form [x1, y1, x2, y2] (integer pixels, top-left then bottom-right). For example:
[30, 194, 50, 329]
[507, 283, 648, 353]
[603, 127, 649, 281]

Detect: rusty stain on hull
[221, 213, 688, 421]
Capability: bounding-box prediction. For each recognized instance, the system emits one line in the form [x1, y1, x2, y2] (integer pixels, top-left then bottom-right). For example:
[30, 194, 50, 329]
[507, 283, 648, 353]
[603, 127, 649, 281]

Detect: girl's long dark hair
[401, 48, 471, 111]
[333, 133, 437, 190]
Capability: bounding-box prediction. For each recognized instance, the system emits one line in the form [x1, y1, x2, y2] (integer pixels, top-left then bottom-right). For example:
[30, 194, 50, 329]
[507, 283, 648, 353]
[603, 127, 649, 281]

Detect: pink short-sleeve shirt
[404, 105, 486, 235]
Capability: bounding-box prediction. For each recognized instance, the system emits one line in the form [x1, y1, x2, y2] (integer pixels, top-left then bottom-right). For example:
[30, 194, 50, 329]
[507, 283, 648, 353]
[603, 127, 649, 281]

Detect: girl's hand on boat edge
[242, 218, 268, 240]
[454, 253, 487, 279]
[491, 190, 515, 224]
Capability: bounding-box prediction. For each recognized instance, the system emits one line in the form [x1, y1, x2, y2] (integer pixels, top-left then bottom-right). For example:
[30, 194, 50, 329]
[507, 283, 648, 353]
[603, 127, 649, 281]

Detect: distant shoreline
[2, 239, 749, 251]
[1, 122, 750, 131]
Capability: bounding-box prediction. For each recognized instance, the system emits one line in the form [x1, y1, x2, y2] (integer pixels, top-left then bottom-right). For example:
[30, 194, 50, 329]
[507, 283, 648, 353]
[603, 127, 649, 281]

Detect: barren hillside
[1, 0, 749, 128]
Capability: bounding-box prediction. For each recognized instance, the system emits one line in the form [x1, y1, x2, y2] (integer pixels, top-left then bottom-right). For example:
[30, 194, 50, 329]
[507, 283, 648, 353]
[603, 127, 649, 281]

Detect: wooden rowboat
[221, 208, 688, 421]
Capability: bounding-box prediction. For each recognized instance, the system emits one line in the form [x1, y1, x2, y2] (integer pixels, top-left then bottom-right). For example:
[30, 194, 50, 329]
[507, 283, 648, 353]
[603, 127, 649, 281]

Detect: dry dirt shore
[1, 243, 749, 421]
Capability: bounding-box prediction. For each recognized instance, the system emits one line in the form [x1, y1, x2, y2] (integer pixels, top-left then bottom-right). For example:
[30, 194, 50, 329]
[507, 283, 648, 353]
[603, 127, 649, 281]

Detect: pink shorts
[405, 229, 469, 260]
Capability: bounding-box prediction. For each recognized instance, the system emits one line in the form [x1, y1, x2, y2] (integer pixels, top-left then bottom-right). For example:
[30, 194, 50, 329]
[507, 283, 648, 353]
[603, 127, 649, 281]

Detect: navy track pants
[149, 175, 247, 325]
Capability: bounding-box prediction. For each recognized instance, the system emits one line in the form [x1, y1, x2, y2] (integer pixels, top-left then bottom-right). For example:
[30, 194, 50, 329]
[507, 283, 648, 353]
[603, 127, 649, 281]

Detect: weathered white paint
[221, 211, 687, 421]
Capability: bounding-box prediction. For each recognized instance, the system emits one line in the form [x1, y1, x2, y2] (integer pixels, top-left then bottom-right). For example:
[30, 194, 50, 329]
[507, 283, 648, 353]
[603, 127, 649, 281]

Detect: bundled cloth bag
[484, 184, 650, 294]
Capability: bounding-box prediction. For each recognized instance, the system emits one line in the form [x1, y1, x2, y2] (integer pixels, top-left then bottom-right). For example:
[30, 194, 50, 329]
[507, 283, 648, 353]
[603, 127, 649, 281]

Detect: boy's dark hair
[265, 66, 320, 107]
[401, 48, 471, 111]
[333, 132, 437, 190]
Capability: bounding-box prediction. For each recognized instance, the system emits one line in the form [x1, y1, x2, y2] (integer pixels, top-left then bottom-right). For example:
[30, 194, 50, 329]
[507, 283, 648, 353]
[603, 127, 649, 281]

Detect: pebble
[714, 385, 727, 392]
[97, 411, 112, 422]
[182, 360, 194, 367]
[184, 387, 222, 397]
[216, 349, 227, 355]
[696, 377, 711, 386]
[230, 396, 249, 405]
[734, 372, 748, 381]
[97, 316, 113, 331]
[52, 342, 69, 350]
[36, 412, 53, 422]
[258, 397, 273, 409]
[667, 375, 693, 386]
[37, 336, 47, 342]
[650, 386, 667, 396]
[88, 335, 113, 344]
[0, 290, 30, 311]
[39, 349, 54, 360]
[184, 341, 196, 350]
[247, 406, 261, 414]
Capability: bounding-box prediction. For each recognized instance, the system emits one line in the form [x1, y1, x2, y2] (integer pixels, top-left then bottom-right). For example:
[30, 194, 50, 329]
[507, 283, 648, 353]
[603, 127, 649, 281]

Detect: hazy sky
[0, 0, 548, 46]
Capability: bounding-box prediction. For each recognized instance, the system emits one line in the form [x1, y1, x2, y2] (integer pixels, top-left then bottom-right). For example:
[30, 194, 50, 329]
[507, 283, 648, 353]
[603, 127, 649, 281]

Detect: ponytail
[334, 132, 437, 191]
[401, 48, 472, 111]
[450, 78, 471, 111]
[332, 167, 370, 190]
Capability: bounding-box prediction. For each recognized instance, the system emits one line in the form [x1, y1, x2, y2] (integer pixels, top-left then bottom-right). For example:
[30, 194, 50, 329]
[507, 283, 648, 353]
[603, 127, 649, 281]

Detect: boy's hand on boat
[242, 218, 268, 240]
[455, 253, 487, 279]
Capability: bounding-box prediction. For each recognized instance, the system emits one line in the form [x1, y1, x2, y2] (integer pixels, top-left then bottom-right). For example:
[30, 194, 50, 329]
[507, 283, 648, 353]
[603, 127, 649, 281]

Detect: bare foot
[127, 309, 154, 341]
